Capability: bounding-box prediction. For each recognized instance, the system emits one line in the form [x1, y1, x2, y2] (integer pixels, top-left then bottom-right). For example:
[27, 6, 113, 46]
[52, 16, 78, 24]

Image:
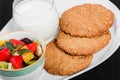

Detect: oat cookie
[60, 4, 114, 37]
[44, 40, 93, 75]
[56, 31, 111, 55]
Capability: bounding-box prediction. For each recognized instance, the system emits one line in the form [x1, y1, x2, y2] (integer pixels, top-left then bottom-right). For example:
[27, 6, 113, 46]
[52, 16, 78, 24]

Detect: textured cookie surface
[60, 4, 114, 37]
[44, 40, 93, 75]
[56, 31, 111, 55]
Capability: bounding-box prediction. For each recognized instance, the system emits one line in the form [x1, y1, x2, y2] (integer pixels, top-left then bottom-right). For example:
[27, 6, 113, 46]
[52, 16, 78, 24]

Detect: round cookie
[56, 31, 111, 55]
[60, 4, 114, 37]
[44, 40, 93, 75]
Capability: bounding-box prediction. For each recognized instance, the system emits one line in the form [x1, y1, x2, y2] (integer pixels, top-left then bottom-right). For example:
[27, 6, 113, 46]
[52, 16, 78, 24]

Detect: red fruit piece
[10, 39, 25, 47]
[27, 42, 37, 53]
[10, 56, 23, 69]
[0, 48, 10, 61]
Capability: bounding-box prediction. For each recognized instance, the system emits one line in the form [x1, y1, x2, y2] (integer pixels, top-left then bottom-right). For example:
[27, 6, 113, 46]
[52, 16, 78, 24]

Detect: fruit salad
[0, 38, 42, 69]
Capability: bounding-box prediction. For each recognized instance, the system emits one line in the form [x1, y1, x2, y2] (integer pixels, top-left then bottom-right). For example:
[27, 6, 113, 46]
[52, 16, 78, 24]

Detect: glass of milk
[13, 0, 59, 41]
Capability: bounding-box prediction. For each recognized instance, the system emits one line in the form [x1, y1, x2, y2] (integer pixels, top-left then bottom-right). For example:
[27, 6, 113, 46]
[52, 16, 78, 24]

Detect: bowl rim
[0, 30, 46, 71]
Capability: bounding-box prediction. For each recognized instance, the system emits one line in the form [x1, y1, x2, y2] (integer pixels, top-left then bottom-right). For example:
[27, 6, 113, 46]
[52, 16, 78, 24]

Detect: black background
[0, 0, 120, 80]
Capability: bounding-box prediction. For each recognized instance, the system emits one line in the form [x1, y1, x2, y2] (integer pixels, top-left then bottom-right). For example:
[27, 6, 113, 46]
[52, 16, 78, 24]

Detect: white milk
[13, 0, 59, 40]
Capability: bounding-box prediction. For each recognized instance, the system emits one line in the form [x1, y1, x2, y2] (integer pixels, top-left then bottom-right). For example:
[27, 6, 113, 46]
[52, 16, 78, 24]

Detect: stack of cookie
[44, 4, 114, 76]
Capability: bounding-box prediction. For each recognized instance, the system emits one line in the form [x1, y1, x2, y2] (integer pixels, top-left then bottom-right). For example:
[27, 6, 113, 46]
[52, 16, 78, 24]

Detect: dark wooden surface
[0, 0, 120, 80]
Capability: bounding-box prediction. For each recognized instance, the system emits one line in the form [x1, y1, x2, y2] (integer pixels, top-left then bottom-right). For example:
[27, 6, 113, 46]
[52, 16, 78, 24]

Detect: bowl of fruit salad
[0, 31, 46, 80]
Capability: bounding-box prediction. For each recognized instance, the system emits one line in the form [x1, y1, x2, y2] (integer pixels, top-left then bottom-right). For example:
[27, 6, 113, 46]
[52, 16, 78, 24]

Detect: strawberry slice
[10, 56, 23, 69]
[10, 39, 25, 47]
[0, 48, 10, 61]
[27, 42, 37, 53]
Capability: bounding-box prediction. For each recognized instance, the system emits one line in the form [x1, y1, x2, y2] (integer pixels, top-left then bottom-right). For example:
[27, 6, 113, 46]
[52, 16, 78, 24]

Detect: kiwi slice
[0, 62, 8, 69]
[27, 60, 37, 65]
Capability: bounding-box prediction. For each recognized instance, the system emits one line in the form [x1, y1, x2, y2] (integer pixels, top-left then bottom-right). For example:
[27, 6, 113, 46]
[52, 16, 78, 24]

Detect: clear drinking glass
[13, 0, 59, 41]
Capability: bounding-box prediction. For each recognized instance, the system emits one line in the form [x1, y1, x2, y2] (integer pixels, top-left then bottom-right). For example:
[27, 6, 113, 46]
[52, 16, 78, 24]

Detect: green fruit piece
[0, 62, 8, 69]
[27, 60, 37, 65]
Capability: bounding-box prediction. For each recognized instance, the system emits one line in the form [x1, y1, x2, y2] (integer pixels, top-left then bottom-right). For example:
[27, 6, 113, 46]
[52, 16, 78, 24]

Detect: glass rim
[13, 0, 54, 18]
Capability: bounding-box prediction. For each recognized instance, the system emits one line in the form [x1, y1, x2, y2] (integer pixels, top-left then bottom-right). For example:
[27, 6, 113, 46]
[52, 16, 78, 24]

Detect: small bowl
[0, 31, 46, 80]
